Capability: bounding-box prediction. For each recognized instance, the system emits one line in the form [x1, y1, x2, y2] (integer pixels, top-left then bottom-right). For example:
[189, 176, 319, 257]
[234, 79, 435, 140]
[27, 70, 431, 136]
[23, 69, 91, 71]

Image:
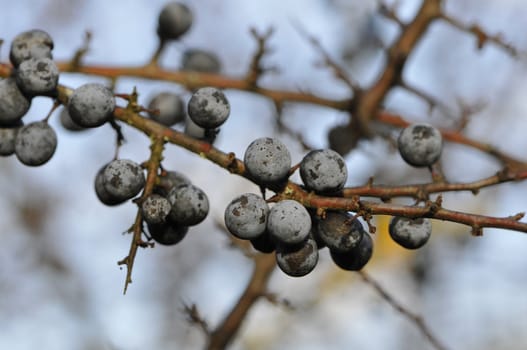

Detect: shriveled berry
[147, 92, 185, 126]
[15, 57, 59, 96]
[398, 123, 443, 167]
[187, 87, 230, 129]
[182, 49, 221, 73]
[317, 211, 364, 253]
[167, 184, 209, 226]
[148, 222, 188, 246]
[300, 149, 347, 193]
[157, 2, 192, 40]
[389, 216, 432, 249]
[142, 194, 172, 224]
[244, 137, 292, 184]
[14, 121, 57, 166]
[276, 236, 318, 277]
[330, 232, 373, 271]
[102, 159, 145, 202]
[68, 83, 115, 128]
[267, 200, 311, 246]
[224, 193, 269, 239]
[0, 121, 23, 156]
[10, 29, 53, 67]
[94, 164, 127, 206]
[0, 78, 31, 125]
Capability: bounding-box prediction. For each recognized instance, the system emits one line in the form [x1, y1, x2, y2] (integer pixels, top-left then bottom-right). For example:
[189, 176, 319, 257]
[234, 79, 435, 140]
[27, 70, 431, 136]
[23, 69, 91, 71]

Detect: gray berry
[147, 92, 185, 126]
[142, 194, 172, 224]
[148, 222, 188, 246]
[157, 2, 192, 40]
[10, 29, 53, 67]
[398, 123, 443, 167]
[300, 149, 348, 193]
[0, 122, 22, 156]
[267, 200, 311, 245]
[59, 107, 86, 132]
[276, 236, 318, 277]
[15, 57, 59, 96]
[187, 87, 230, 129]
[330, 232, 373, 271]
[155, 170, 191, 196]
[182, 49, 221, 73]
[94, 164, 127, 206]
[389, 216, 432, 249]
[224, 193, 269, 239]
[244, 137, 292, 184]
[68, 83, 115, 128]
[167, 184, 209, 226]
[317, 211, 364, 253]
[102, 159, 145, 202]
[0, 78, 31, 125]
[14, 121, 57, 166]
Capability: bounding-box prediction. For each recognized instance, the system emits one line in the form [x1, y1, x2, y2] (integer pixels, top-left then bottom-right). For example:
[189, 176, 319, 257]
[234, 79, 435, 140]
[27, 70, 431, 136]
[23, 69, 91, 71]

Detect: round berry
[187, 87, 230, 129]
[94, 164, 127, 206]
[68, 83, 115, 128]
[267, 200, 311, 246]
[102, 159, 145, 202]
[398, 123, 443, 167]
[328, 125, 356, 156]
[147, 92, 185, 126]
[157, 2, 192, 40]
[184, 116, 218, 143]
[148, 222, 188, 246]
[276, 236, 318, 277]
[59, 107, 85, 132]
[330, 232, 373, 271]
[142, 194, 172, 225]
[0, 122, 22, 156]
[317, 211, 364, 253]
[300, 149, 347, 193]
[155, 170, 191, 196]
[14, 121, 57, 166]
[167, 184, 209, 226]
[244, 137, 292, 184]
[182, 49, 221, 73]
[0, 78, 31, 125]
[224, 193, 269, 239]
[389, 216, 432, 249]
[250, 231, 275, 253]
[15, 57, 59, 96]
[10, 29, 53, 67]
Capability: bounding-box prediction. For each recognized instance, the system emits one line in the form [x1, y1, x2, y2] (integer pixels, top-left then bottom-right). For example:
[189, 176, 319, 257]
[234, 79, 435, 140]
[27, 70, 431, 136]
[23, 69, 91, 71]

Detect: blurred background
[0, 0, 527, 349]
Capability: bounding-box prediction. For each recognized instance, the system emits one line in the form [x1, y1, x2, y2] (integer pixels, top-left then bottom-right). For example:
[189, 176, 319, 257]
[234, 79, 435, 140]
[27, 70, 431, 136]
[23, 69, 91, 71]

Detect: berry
[398, 123, 443, 167]
[300, 149, 348, 193]
[0, 78, 31, 125]
[94, 164, 127, 206]
[167, 184, 209, 226]
[250, 231, 276, 253]
[10, 29, 53, 67]
[330, 232, 373, 271]
[184, 116, 218, 143]
[148, 222, 188, 246]
[15, 57, 59, 96]
[187, 87, 230, 129]
[317, 211, 364, 253]
[267, 200, 311, 246]
[141, 194, 172, 224]
[276, 236, 319, 277]
[155, 170, 191, 196]
[59, 107, 85, 132]
[0, 121, 22, 156]
[181, 49, 221, 73]
[157, 2, 192, 40]
[14, 121, 57, 166]
[147, 92, 185, 126]
[68, 83, 115, 128]
[244, 137, 292, 184]
[224, 193, 269, 239]
[102, 159, 145, 202]
[389, 216, 432, 249]
[328, 125, 357, 156]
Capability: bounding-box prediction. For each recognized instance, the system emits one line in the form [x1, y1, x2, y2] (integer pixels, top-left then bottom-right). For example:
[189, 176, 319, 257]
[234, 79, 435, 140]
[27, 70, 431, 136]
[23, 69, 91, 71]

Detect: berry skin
[328, 125, 356, 156]
[187, 87, 230, 129]
[68, 83, 115, 128]
[155, 170, 191, 196]
[397, 123, 443, 167]
[330, 232, 373, 271]
[0, 122, 23, 156]
[15, 57, 59, 96]
[317, 211, 364, 253]
[182, 49, 221, 73]
[389, 216, 432, 249]
[157, 2, 192, 40]
[10, 29, 53, 67]
[147, 92, 185, 126]
[250, 231, 276, 253]
[94, 165, 127, 206]
[102, 159, 145, 202]
[276, 236, 319, 277]
[14, 121, 57, 166]
[59, 107, 85, 132]
[267, 200, 311, 246]
[167, 184, 209, 226]
[300, 149, 348, 193]
[244, 137, 292, 185]
[0, 78, 31, 125]
[224, 193, 269, 240]
[141, 194, 172, 225]
[148, 222, 188, 246]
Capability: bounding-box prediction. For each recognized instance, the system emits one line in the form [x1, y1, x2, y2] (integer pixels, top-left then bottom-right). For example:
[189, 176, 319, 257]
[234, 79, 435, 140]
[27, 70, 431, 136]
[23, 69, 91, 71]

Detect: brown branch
[246, 27, 275, 86]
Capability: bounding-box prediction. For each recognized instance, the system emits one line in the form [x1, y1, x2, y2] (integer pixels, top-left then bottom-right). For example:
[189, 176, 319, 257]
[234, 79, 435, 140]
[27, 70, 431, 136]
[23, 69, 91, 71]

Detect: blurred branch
[246, 27, 277, 87]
